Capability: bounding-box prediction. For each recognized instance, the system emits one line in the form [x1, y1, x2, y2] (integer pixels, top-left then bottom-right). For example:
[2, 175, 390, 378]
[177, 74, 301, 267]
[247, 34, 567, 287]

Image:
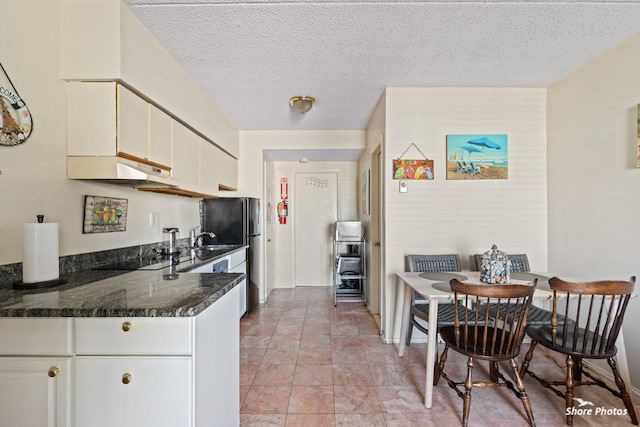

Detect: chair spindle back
[449, 278, 536, 359]
[548, 276, 635, 356]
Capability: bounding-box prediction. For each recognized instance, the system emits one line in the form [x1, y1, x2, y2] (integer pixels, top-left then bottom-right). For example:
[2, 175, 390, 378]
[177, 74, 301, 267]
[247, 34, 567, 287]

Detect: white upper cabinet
[172, 121, 201, 192]
[67, 81, 230, 198]
[67, 81, 118, 157]
[117, 84, 148, 160]
[61, 0, 239, 158]
[67, 82, 171, 171]
[200, 140, 220, 197]
[149, 105, 172, 169]
[218, 152, 238, 191]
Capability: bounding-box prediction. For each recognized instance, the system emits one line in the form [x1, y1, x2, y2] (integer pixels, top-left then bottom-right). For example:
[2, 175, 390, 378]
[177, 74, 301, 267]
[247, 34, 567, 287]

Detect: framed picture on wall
[83, 195, 128, 233]
[446, 134, 508, 180]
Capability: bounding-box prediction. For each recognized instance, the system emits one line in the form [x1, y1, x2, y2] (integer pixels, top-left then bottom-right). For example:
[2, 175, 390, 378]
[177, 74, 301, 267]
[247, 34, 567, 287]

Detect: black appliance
[201, 198, 260, 313]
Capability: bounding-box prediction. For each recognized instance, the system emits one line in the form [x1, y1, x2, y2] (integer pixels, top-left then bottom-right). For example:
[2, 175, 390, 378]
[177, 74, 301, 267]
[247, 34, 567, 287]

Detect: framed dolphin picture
[446, 134, 508, 180]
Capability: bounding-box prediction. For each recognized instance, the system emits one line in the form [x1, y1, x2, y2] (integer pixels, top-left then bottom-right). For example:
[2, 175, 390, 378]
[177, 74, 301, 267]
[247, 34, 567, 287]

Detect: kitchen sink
[198, 245, 242, 250]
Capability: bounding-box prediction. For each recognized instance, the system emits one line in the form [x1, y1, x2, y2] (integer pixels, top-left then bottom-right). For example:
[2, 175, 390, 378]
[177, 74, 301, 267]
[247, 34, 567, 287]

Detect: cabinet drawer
[75, 356, 192, 427]
[75, 317, 193, 355]
[0, 318, 72, 355]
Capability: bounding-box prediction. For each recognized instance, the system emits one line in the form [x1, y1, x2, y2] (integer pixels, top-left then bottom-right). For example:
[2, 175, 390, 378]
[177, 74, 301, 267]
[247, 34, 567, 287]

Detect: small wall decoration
[278, 178, 289, 224]
[0, 63, 33, 146]
[446, 134, 508, 180]
[393, 143, 434, 180]
[361, 169, 370, 216]
[83, 195, 128, 233]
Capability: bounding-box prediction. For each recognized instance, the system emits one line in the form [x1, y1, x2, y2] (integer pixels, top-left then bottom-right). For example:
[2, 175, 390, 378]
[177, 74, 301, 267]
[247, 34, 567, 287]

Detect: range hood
[67, 153, 178, 188]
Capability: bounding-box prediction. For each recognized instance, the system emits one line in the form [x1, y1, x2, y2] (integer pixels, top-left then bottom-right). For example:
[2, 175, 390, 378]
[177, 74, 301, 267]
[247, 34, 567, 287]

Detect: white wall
[381, 87, 548, 342]
[547, 33, 640, 388]
[0, 0, 214, 264]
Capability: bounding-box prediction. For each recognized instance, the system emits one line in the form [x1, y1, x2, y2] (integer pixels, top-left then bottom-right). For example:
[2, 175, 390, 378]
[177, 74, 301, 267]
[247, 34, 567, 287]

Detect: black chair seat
[439, 325, 522, 361]
[477, 303, 565, 325]
[411, 301, 474, 326]
[525, 325, 616, 359]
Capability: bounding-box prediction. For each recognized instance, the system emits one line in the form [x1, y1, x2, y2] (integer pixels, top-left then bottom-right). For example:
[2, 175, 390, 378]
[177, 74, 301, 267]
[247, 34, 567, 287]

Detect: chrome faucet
[189, 225, 215, 248]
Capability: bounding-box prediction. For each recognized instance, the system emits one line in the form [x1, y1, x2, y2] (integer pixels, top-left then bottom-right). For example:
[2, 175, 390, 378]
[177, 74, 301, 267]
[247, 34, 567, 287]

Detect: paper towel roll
[23, 222, 59, 283]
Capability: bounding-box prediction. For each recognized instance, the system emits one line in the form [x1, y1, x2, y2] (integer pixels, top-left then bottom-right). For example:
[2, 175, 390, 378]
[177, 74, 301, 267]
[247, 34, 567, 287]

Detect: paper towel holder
[14, 214, 68, 290]
[13, 277, 67, 290]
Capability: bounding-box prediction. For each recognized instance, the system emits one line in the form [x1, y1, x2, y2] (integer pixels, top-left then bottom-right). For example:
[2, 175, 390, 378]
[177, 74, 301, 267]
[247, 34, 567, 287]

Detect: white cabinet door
[149, 104, 172, 168]
[199, 140, 220, 197]
[117, 84, 148, 159]
[218, 151, 238, 190]
[66, 81, 117, 156]
[172, 120, 200, 192]
[0, 357, 70, 427]
[75, 356, 192, 427]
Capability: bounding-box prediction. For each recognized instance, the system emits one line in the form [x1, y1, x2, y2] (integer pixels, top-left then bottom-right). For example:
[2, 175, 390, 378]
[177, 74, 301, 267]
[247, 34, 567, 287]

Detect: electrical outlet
[149, 213, 160, 227]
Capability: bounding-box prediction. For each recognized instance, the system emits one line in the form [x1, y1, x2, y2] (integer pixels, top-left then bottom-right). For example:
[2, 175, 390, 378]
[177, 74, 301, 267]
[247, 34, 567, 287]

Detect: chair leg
[608, 357, 639, 425]
[574, 358, 582, 382]
[565, 355, 575, 426]
[509, 358, 536, 427]
[405, 315, 414, 346]
[462, 357, 474, 427]
[490, 361, 499, 383]
[434, 345, 449, 386]
[519, 340, 538, 379]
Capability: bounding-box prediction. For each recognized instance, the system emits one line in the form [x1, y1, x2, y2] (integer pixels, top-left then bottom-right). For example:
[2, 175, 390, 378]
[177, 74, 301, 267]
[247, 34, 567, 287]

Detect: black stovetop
[92, 254, 185, 271]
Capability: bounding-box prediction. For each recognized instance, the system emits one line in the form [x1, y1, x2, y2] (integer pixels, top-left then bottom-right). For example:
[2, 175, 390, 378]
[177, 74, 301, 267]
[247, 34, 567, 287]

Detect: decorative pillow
[479, 244, 511, 284]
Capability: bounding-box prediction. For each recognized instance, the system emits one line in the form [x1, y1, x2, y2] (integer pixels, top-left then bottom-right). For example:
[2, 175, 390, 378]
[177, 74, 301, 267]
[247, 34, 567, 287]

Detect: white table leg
[397, 278, 411, 357]
[424, 299, 438, 408]
[615, 331, 632, 389]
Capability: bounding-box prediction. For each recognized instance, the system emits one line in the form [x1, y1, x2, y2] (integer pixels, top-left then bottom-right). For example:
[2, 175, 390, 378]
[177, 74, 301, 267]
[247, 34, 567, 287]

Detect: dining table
[394, 270, 634, 409]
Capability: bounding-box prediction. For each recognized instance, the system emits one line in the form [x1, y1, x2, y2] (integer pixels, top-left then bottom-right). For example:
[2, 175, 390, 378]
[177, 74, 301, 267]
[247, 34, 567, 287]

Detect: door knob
[374, 242, 381, 247]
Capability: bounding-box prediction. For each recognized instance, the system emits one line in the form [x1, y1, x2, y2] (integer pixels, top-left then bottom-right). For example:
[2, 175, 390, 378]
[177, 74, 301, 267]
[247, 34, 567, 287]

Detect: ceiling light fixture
[289, 95, 315, 114]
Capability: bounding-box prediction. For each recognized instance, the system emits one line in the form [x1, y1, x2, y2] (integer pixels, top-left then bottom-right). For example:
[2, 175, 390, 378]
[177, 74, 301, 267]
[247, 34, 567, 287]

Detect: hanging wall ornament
[0, 63, 33, 146]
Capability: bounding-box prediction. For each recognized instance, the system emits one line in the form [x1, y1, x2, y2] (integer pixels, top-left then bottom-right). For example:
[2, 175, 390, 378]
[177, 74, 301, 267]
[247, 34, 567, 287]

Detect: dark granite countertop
[0, 246, 247, 318]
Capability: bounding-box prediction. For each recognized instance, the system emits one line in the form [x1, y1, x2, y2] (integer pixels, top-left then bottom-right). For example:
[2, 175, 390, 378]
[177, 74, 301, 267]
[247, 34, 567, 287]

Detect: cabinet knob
[122, 321, 132, 332]
[122, 373, 132, 384]
[48, 367, 60, 378]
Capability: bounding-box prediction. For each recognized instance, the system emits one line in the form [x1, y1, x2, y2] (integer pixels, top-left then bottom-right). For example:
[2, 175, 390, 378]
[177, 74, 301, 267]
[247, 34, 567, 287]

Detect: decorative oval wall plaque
[0, 63, 33, 146]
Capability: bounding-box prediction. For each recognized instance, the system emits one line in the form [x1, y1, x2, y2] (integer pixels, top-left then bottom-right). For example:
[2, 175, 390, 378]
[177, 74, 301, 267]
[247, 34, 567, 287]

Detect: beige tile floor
[239, 287, 638, 427]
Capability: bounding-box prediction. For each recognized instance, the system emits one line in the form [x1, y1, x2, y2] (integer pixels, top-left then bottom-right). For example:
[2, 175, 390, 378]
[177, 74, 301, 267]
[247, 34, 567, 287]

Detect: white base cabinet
[75, 357, 192, 427]
[0, 285, 240, 427]
[0, 357, 70, 427]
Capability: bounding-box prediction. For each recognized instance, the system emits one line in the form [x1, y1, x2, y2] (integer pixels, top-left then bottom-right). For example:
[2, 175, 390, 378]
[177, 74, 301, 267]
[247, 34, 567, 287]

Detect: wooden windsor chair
[434, 278, 537, 427]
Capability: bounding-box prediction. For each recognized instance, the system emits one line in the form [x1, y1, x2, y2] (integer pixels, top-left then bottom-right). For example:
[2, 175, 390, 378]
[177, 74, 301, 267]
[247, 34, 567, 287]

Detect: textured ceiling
[123, 0, 640, 135]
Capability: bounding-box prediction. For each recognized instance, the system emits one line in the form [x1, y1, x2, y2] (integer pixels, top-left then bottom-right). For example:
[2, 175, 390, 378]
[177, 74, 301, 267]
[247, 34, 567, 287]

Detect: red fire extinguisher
[277, 200, 288, 224]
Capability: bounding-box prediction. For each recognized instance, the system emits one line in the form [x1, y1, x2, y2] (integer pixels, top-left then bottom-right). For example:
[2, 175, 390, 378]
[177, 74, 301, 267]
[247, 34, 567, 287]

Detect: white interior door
[294, 172, 338, 287]
[264, 163, 276, 300]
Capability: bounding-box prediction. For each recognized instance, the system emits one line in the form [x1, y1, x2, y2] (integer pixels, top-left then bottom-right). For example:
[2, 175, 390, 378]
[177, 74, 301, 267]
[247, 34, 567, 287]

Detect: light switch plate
[149, 212, 160, 226]
[399, 180, 408, 193]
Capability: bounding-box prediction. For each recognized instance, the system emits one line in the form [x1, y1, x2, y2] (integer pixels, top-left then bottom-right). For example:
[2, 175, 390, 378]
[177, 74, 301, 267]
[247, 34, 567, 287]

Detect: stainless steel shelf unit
[332, 222, 366, 306]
